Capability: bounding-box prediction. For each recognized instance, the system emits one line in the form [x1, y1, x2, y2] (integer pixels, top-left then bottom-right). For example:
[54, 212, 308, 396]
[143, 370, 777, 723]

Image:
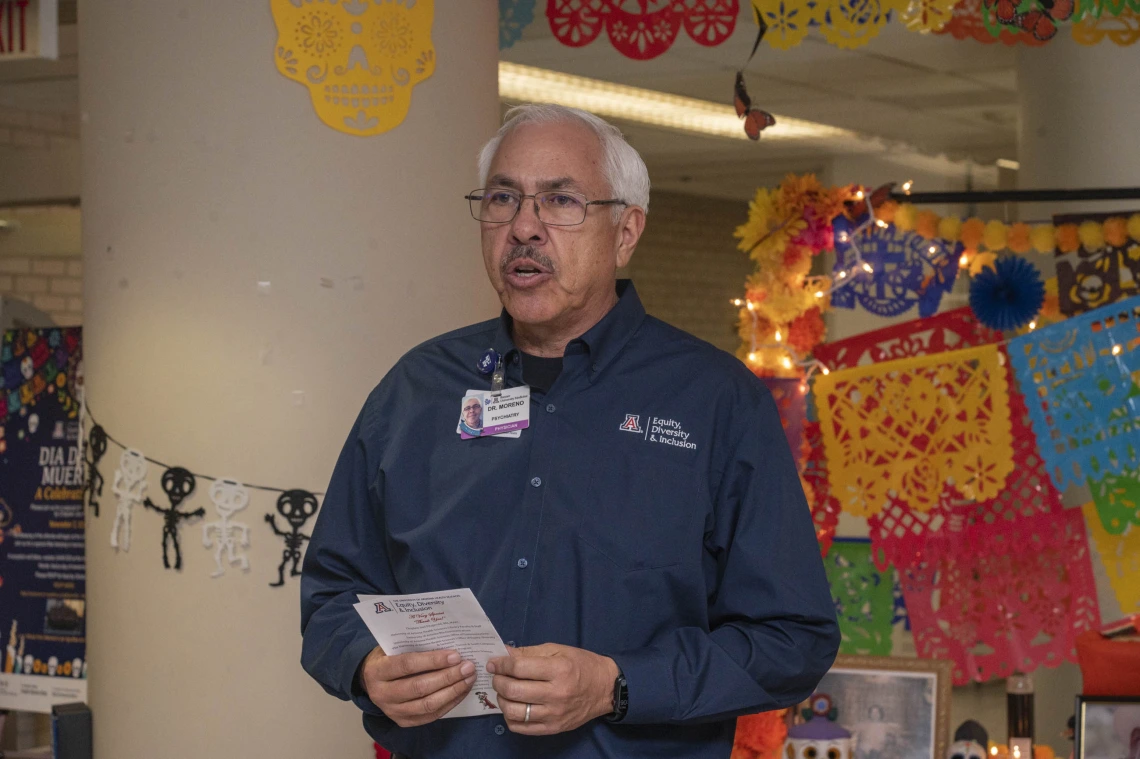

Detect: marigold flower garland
[733, 175, 852, 378]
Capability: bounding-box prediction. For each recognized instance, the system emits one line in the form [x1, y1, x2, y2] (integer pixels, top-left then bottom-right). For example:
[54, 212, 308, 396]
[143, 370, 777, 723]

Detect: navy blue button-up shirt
[301, 281, 839, 759]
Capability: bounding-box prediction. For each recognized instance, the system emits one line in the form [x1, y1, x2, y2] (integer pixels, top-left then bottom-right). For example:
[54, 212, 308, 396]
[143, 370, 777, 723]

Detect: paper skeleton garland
[264, 489, 319, 588]
[84, 425, 108, 517]
[143, 467, 205, 571]
[110, 449, 148, 552]
[203, 479, 251, 578]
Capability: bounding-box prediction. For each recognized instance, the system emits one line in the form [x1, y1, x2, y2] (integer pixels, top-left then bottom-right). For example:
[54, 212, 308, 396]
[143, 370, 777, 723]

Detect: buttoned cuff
[346, 637, 389, 718]
[608, 647, 677, 724]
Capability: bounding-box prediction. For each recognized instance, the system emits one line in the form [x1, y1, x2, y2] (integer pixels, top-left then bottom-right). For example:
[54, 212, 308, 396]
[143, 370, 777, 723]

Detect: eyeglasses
[463, 402, 481, 412]
[465, 188, 628, 226]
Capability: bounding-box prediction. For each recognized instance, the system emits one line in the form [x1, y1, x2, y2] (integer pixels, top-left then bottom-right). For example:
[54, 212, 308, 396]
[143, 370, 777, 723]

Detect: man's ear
[614, 205, 646, 269]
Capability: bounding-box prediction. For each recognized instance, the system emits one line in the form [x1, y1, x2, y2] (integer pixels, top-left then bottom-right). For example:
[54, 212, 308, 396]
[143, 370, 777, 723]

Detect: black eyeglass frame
[464, 188, 629, 226]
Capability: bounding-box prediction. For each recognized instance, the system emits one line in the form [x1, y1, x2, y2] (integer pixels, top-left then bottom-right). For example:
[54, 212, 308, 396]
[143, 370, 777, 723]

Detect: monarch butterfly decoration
[734, 14, 776, 141]
[735, 71, 777, 140]
[843, 182, 896, 220]
[988, 0, 1074, 40]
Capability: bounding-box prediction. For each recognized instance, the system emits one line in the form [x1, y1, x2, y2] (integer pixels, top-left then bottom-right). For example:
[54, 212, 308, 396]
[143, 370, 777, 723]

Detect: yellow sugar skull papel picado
[271, 0, 435, 136]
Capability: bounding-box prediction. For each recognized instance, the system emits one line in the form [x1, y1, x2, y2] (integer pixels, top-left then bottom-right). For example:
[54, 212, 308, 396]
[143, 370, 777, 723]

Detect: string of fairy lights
[728, 179, 1044, 382]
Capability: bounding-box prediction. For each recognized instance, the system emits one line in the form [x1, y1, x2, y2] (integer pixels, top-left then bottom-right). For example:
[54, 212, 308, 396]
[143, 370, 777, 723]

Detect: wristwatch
[606, 672, 628, 722]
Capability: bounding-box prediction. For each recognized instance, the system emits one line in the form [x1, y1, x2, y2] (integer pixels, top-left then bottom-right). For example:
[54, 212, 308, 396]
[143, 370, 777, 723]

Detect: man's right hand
[360, 647, 476, 727]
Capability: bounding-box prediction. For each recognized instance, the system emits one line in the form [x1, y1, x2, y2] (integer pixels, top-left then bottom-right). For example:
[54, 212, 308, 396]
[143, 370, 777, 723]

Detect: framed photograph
[1075, 695, 1140, 759]
[812, 655, 952, 759]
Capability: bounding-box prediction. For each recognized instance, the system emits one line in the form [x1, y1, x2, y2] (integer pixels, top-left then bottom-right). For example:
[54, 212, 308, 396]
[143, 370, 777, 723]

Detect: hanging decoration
[142, 468, 205, 571]
[1082, 502, 1140, 614]
[968, 255, 1046, 332]
[83, 407, 322, 582]
[934, 0, 1048, 44]
[751, 0, 1140, 47]
[1087, 467, 1140, 534]
[900, 507, 1100, 684]
[270, 0, 436, 136]
[500, 0, 537, 49]
[203, 479, 252, 578]
[82, 425, 108, 518]
[109, 449, 148, 553]
[813, 307, 1001, 370]
[1008, 294, 1140, 490]
[811, 308, 1063, 570]
[813, 344, 1015, 517]
[265, 490, 320, 588]
[824, 539, 899, 656]
[1054, 211, 1140, 316]
[734, 174, 850, 378]
[803, 421, 840, 555]
[830, 214, 960, 319]
[1073, 6, 1140, 44]
[546, 0, 739, 60]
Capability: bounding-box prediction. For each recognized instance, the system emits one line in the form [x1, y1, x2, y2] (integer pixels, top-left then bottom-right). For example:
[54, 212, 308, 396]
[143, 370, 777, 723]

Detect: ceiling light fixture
[499, 62, 857, 142]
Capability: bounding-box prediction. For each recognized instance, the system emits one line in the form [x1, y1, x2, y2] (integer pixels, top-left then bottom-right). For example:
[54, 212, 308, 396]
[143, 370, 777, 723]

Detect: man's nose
[508, 198, 546, 244]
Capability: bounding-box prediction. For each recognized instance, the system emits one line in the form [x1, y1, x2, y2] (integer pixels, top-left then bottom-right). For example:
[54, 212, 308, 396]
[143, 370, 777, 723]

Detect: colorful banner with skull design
[0, 327, 87, 712]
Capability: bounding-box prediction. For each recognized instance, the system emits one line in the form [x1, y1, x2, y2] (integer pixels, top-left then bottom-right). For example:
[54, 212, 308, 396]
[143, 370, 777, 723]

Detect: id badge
[457, 388, 528, 439]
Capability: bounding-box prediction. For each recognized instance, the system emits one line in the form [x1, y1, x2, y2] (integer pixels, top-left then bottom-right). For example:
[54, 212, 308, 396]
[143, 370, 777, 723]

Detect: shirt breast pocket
[579, 451, 704, 572]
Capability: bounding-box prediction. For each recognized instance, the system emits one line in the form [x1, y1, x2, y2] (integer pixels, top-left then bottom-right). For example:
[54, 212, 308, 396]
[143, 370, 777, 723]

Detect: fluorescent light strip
[499, 61, 856, 142]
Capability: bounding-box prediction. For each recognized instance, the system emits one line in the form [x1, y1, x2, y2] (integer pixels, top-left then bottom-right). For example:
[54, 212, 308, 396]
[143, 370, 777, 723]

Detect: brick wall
[621, 190, 751, 354]
[0, 256, 83, 326]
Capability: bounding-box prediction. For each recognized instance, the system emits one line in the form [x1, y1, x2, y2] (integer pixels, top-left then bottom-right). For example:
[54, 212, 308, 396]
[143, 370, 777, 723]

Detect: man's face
[463, 398, 482, 429]
[479, 121, 641, 330]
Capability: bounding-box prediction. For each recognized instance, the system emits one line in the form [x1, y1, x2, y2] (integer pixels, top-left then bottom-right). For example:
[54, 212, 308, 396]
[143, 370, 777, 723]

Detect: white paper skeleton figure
[110, 449, 148, 551]
[203, 478, 251, 578]
[71, 658, 82, 678]
[47, 656, 58, 676]
[22, 655, 32, 675]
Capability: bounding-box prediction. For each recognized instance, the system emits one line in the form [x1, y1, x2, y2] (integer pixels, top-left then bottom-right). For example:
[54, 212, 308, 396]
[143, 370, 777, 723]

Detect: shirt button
[507, 640, 516, 647]
[495, 725, 506, 736]
[517, 558, 528, 569]
[546, 403, 556, 413]
[530, 476, 542, 488]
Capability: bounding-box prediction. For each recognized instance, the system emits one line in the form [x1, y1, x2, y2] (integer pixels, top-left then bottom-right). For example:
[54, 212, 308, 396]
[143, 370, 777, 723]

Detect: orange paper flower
[960, 218, 986, 251]
[1008, 223, 1032, 254]
[916, 211, 940, 239]
[1056, 223, 1081, 254]
[1105, 217, 1128, 247]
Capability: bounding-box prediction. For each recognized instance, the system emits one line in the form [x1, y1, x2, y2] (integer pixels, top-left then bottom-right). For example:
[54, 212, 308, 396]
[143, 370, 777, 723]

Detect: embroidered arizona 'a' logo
[619, 414, 642, 433]
[374, 601, 393, 613]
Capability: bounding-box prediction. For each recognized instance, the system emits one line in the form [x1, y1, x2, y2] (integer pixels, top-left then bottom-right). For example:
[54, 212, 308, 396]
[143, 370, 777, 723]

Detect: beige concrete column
[79, 3, 499, 756]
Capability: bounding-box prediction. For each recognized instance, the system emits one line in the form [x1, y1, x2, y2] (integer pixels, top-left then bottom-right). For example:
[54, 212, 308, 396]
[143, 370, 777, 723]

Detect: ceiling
[501, 3, 1018, 197]
[0, 2, 1017, 203]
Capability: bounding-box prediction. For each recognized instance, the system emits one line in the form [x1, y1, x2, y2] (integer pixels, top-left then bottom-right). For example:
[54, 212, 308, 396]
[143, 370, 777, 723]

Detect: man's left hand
[486, 643, 619, 735]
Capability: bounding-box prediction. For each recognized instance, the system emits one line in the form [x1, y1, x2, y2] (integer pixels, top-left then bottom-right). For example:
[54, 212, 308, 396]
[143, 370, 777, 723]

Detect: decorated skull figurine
[270, 0, 436, 136]
[948, 720, 989, 759]
[786, 694, 854, 759]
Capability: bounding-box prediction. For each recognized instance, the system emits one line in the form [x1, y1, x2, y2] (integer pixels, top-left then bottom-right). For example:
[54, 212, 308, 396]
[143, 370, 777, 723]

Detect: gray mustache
[501, 246, 556, 277]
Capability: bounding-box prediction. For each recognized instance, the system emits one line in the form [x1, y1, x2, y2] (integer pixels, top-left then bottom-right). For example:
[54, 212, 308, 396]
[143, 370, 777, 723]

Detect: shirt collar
[489, 279, 646, 381]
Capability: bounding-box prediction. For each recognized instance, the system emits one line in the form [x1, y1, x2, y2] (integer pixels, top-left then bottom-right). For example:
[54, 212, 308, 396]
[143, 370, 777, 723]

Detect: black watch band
[606, 673, 628, 723]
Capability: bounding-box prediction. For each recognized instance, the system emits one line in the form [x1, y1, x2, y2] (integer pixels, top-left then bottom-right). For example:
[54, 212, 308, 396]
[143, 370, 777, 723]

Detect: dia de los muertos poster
[0, 328, 87, 712]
